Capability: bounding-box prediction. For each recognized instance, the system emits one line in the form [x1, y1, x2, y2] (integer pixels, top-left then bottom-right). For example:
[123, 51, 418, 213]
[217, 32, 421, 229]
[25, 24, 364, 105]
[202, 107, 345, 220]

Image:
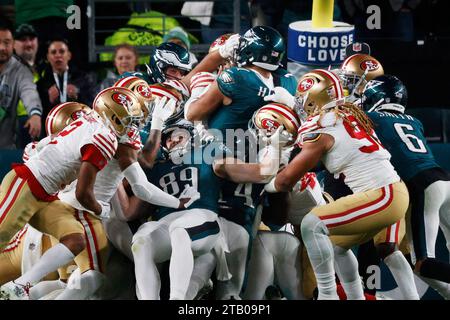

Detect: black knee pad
[376, 242, 397, 260]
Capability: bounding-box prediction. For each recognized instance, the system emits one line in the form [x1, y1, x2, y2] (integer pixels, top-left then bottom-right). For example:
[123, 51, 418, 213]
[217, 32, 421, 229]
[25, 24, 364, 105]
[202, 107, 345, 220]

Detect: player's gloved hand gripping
[218, 34, 240, 60]
[178, 185, 201, 209]
[264, 87, 296, 108]
[150, 97, 177, 131]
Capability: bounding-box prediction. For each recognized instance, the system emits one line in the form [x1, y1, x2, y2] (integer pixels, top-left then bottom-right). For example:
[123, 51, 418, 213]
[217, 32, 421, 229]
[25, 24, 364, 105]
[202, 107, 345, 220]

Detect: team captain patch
[302, 132, 321, 143]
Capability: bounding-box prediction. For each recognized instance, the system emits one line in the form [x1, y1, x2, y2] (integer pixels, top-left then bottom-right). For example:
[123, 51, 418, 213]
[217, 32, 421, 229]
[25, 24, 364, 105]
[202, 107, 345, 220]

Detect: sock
[16, 243, 75, 286]
[28, 280, 67, 300]
[334, 246, 364, 300]
[419, 276, 450, 300]
[300, 214, 338, 300]
[186, 252, 216, 300]
[169, 228, 194, 300]
[384, 250, 419, 300]
[419, 258, 450, 283]
[55, 270, 104, 300]
[132, 236, 162, 300]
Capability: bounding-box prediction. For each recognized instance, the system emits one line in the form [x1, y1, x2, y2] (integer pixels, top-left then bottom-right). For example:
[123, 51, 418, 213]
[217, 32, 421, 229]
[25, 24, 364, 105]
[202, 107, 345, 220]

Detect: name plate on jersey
[288, 21, 354, 66]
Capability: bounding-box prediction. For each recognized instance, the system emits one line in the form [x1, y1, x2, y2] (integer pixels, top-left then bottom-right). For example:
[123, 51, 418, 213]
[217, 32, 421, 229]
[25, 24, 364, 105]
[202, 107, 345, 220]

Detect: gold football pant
[314, 182, 409, 249]
[29, 201, 109, 274]
[0, 171, 50, 251]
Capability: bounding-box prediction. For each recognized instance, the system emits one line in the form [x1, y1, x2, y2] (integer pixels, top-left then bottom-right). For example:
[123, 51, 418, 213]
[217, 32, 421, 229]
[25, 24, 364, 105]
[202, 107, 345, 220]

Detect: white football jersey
[26, 116, 118, 195]
[58, 158, 124, 211]
[58, 131, 143, 212]
[298, 111, 399, 193]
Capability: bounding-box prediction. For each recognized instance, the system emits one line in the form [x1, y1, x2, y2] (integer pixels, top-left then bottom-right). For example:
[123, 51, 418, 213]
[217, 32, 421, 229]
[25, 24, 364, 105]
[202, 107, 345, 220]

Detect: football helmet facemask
[295, 69, 345, 120]
[249, 102, 300, 146]
[93, 87, 143, 137]
[114, 76, 153, 125]
[339, 54, 384, 97]
[161, 123, 196, 162]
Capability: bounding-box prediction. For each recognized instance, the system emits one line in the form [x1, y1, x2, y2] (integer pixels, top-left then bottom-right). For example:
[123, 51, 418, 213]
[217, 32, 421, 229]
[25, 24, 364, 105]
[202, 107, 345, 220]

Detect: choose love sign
[288, 21, 355, 66]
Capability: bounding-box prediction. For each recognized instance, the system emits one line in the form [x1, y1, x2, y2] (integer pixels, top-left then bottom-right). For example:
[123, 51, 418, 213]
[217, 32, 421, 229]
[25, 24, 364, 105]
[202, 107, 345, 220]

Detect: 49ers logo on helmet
[298, 78, 314, 92]
[136, 84, 152, 98]
[360, 59, 379, 71]
[261, 118, 280, 131]
[112, 92, 132, 106]
[70, 110, 85, 121]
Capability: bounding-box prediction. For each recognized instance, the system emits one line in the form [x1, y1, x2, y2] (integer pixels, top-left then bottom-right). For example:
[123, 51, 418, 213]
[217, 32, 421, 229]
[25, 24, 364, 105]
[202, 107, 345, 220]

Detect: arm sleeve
[18, 66, 43, 117]
[122, 161, 181, 209]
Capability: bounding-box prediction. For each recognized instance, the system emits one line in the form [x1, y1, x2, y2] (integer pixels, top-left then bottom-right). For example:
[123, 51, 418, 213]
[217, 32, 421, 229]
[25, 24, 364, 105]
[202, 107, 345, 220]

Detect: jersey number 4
[393, 123, 427, 153]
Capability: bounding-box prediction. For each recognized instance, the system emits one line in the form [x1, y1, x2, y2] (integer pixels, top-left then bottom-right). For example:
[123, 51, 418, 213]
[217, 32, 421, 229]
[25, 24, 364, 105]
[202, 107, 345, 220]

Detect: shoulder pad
[217, 69, 236, 84]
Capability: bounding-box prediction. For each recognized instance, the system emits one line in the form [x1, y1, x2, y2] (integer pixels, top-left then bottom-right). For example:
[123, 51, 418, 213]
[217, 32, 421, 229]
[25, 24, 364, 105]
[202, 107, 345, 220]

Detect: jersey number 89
[159, 167, 199, 196]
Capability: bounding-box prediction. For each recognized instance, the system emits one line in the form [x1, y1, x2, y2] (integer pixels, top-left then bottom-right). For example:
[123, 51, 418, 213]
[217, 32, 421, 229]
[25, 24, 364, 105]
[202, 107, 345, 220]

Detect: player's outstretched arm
[266, 134, 333, 193]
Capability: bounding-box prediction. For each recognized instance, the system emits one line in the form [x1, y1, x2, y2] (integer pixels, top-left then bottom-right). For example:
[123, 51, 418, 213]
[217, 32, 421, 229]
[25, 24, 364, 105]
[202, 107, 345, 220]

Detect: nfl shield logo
[353, 43, 362, 52]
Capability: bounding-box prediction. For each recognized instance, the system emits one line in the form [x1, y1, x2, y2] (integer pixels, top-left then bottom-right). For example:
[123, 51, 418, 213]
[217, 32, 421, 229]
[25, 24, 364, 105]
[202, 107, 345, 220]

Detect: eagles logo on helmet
[45, 102, 92, 136]
[362, 74, 408, 113]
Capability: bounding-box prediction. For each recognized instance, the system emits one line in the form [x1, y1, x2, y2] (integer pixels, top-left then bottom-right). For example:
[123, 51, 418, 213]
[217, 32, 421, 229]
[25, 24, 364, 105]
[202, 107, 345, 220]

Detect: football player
[184, 26, 297, 300]
[338, 53, 384, 102]
[363, 75, 450, 296]
[132, 122, 227, 300]
[265, 69, 410, 300]
[0, 87, 141, 298]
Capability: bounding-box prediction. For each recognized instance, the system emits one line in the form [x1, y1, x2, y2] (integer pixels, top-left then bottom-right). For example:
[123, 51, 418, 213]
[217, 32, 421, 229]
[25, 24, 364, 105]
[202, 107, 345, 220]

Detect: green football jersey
[368, 111, 439, 181]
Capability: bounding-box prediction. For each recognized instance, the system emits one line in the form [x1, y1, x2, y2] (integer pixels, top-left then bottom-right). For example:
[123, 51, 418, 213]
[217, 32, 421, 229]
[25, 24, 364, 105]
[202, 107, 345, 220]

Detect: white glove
[264, 87, 296, 108]
[179, 185, 201, 209]
[264, 176, 278, 193]
[98, 202, 111, 220]
[150, 97, 177, 131]
[263, 126, 291, 149]
[218, 33, 240, 60]
[195, 122, 215, 144]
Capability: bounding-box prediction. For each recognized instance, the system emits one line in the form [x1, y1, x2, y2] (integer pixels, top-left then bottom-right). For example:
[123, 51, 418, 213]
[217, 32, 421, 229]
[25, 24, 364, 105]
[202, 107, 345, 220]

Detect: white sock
[55, 270, 104, 300]
[169, 228, 194, 300]
[186, 252, 215, 300]
[28, 280, 67, 300]
[132, 237, 162, 300]
[334, 246, 365, 300]
[16, 243, 75, 285]
[301, 214, 338, 300]
[384, 250, 420, 300]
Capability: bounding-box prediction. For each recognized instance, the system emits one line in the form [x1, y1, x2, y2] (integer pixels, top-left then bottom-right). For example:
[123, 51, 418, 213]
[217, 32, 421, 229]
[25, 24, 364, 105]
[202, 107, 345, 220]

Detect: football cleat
[0, 281, 31, 300]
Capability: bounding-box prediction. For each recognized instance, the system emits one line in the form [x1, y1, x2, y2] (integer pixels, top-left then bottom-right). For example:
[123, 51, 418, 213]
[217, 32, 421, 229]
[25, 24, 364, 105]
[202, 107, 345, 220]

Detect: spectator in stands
[0, 22, 42, 149]
[36, 38, 95, 131]
[14, 23, 40, 148]
[14, 0, 73, 64]
[99, 44, 139, 91]
[163, 27, 198, 64]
